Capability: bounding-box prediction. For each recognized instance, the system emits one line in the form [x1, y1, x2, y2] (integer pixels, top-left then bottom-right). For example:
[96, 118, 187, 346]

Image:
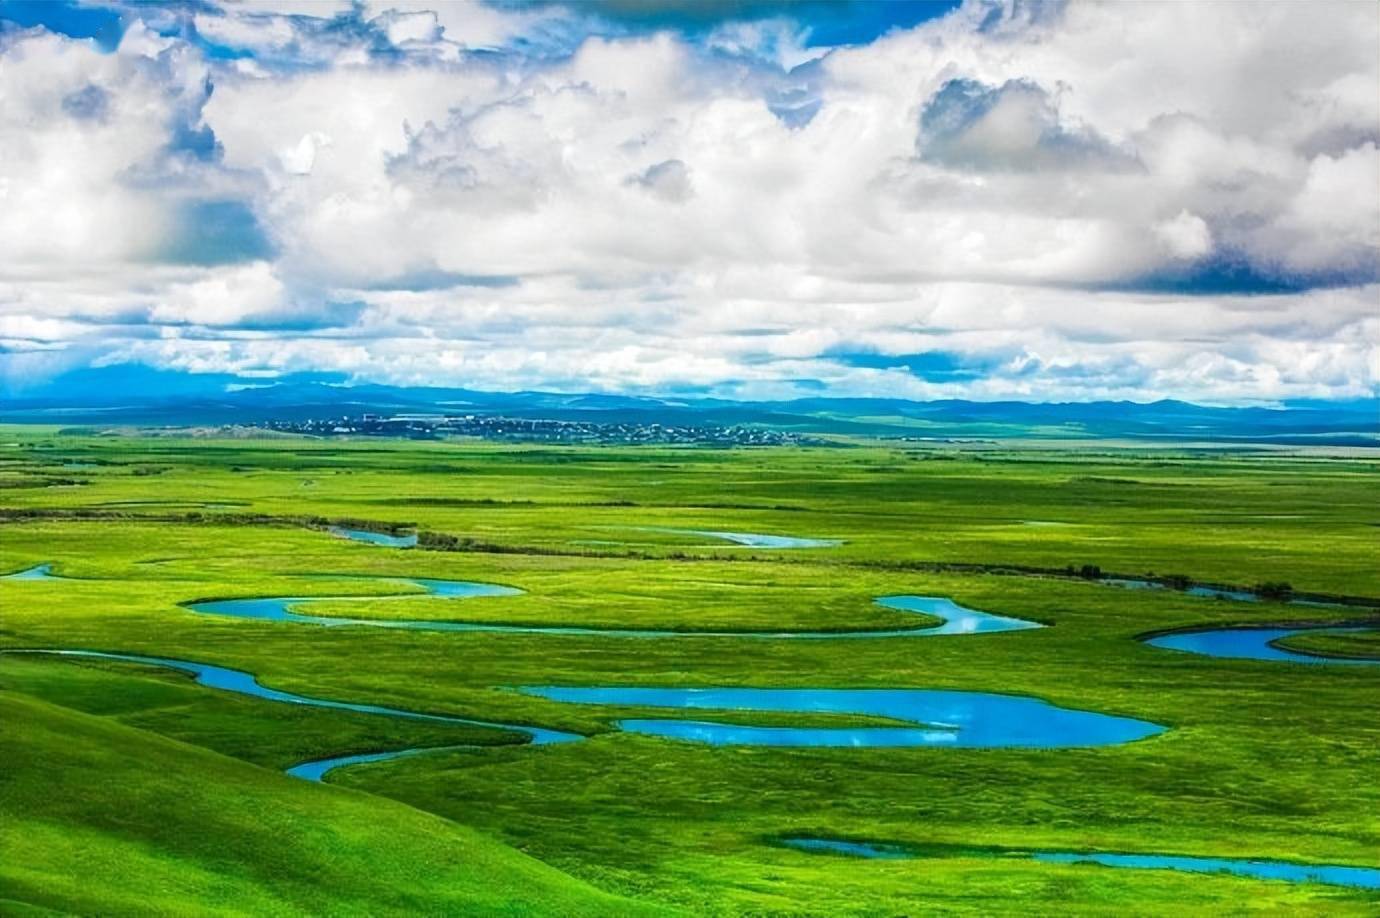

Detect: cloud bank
[1, 0, 1377, 403]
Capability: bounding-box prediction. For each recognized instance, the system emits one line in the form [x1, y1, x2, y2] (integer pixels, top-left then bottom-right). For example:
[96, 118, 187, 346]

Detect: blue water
[1103, 578, 1261, 602]
[1106, 576, 1380, 664]
[873, 596, 1041, 635]
[780, 837, 1380, 888]
[20, 559, 1371, 667]
[339, 523, 839, 550]
[519, 686, 1164, 748]
[2, 650, 1160, 788]
[1144, 626, 1377, 665]
[186, 580, 1040, 640]
[330, 527, 418, 548]
[7, 562, 1039, 639]
[780, 838, 913, 859]
[1184, 585, 1258, 602]
[637, 527, 842, 549]
[1, 564, 63, 581]
[1034, 851, 1380, 888]
[186, 579, 526, 631]
[286, 744, 476, 782]
[0, 649, 580, 781]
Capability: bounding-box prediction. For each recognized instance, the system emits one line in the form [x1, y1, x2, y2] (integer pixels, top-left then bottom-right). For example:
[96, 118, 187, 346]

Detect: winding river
[97, 561, 1380, 661]
[632, 527, 843, 549]
[779, 837, 1380, 889]
[7, 550, 1374, 888]
[0, 648, 578, 784]
[5, 512, 1377, 910]
[287, 744, 479, 782]
[0, 646, 1161, 779]
[1143, 626, 1378, 665]
[4, 640, 1347, 887]
[333, 526, 842, 550]
[326, 529, 1378, 662]
[183, 577, 1042, 640]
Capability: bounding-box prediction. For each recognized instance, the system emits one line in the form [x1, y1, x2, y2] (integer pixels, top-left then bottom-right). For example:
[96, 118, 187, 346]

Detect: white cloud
[1, 0, 1377, 404]
[117, 20, 176, 59]
[279, 131, 333, 175]
[193, 11, 296, 53]
[1155, 211, 1213, 261]
[377, 10, 442, 46]
[148, 262, 286, 326]
[0, 29, 198, 269]
[1264, 143, 1380, 275]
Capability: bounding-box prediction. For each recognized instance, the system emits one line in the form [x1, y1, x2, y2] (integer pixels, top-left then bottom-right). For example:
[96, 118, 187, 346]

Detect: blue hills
[3, 365, 1376, 445]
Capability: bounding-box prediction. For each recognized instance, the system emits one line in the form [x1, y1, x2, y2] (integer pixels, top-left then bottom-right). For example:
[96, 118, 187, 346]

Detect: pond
[518, 686, 1164, 748]
[330, 527, 418, 548]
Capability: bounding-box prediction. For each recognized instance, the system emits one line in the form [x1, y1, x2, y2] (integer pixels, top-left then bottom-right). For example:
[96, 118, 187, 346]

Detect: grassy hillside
[0, 692, 664, 916]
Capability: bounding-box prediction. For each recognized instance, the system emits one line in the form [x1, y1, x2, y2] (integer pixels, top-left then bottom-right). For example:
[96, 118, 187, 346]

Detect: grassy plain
[2, 427, 1378, 914]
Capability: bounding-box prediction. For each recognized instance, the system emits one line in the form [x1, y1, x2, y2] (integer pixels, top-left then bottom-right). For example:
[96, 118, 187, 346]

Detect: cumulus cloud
[148, 262, 286, 326]
[1154, 211, 1213, 262]
[917, 78, 1133, 172]
[0, 0, 1376, 404]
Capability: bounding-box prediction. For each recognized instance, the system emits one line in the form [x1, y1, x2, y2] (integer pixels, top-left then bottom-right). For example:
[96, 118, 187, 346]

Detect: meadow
[2, 427, 1378, 915]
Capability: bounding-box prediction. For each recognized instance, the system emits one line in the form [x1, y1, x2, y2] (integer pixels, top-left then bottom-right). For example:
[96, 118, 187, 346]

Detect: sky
[1, 0, 1377, 405]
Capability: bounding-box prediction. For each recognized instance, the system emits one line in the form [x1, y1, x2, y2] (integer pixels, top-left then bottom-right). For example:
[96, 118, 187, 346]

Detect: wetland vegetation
[2, 428, 1378, 915]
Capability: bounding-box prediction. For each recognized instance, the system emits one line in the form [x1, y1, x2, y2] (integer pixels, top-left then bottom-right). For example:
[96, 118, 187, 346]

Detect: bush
[1255, 581, 1294, 600]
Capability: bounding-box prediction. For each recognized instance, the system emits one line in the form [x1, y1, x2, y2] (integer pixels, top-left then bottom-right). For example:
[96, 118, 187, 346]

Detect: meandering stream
[324, 529, 1379, 661]
[0, 648, 578, 783]
[182, 578, 1042, 640]
[1142, 626, 1378, 664]
[519, 686, 1163, 748]
[15, 560, 1371, 664]
[631, 527, 842, 549]
[6, 545, 1375, 888]
[0, 647, 1161, 779]
[779, 837, 1380, 889]
[333, 526, 843, 550]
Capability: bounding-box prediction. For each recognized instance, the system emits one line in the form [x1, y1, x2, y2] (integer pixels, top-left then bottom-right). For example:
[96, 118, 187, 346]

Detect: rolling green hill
[0, 693, 665, 917]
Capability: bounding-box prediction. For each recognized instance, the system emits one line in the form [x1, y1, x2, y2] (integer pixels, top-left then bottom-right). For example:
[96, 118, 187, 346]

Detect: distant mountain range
[3, 365, 1376, 445]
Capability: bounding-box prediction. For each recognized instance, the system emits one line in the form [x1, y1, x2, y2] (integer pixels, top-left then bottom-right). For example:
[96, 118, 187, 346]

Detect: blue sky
[1, 0, 1377, 404]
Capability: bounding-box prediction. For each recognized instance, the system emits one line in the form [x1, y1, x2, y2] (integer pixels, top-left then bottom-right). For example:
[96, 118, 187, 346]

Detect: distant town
[262, 413, 828, 447]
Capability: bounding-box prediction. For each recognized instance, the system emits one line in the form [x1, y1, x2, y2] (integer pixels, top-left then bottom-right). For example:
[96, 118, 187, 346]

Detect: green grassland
[0, 693, 661, 917]
[1276, 629, 1380, 660]
[2, 427, 1378, 915]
